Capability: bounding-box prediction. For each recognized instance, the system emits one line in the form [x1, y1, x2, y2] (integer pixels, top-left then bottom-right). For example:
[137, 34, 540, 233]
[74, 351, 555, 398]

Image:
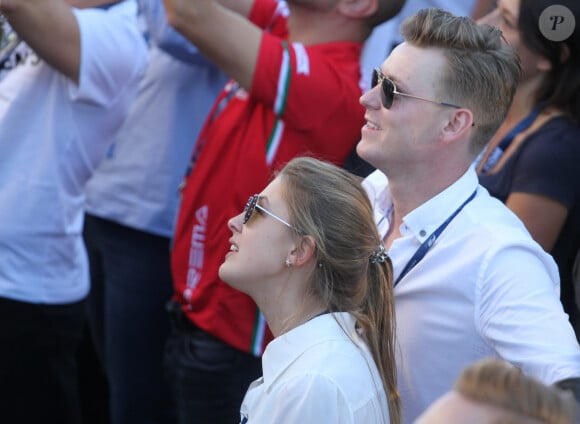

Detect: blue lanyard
[393, 190, 477, 287]
[498, 104, 543, 151]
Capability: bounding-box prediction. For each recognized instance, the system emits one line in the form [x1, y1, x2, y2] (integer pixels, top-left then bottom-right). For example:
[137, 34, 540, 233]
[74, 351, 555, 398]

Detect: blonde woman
[219, 157, 400, 424]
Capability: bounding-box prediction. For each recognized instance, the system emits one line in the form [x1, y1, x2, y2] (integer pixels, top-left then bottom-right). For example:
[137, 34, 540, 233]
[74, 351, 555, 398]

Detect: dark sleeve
[511, 118, 580, 208]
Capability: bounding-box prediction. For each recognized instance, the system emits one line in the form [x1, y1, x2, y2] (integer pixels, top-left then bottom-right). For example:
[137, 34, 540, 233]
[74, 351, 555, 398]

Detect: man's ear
[337, 0, 378, 19]
[289, 235, 316, 267]
[442, 108, 474, 145]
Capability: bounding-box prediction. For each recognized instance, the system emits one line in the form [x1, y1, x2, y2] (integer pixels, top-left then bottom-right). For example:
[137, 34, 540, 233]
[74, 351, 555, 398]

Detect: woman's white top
[240, 312, 391, 423]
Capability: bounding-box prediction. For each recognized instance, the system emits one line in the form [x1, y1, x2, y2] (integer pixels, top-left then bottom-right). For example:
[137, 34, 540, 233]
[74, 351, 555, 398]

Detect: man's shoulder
[460, 191, 557, 276]
[464, 190, 536, 241]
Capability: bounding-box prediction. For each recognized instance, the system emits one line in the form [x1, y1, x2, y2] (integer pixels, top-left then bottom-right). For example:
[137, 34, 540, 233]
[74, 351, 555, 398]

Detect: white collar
[364, 166, 480, 243]
[261, 312, 358, 391]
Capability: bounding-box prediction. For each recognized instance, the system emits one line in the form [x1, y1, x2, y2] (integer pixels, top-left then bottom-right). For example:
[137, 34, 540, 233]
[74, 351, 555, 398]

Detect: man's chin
[355, 138, 372, 161]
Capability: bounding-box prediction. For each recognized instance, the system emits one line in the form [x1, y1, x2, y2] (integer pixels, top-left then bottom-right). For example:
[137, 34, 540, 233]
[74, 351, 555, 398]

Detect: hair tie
[369, 244, 389, 264]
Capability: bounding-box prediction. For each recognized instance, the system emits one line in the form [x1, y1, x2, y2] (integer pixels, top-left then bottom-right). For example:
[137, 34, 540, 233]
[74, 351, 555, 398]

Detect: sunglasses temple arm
[255, 204, 294, 229]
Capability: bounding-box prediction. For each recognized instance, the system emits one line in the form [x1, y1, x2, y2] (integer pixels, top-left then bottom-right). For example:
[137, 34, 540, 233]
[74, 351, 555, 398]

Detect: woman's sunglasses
[243, 194, 300, 233]
[372, 68, 462, 110]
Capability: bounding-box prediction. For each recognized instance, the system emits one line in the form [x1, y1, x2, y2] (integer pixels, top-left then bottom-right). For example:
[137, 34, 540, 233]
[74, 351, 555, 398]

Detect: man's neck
[383, 162, 470, 245]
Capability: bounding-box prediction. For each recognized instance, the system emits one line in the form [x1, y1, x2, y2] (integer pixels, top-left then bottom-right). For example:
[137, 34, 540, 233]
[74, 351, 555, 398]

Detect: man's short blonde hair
[401, 8, 522, 157]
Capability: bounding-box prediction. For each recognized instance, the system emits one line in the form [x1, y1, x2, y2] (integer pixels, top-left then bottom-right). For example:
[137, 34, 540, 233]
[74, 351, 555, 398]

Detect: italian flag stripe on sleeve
[250, 308, 268, 356]
[266, 41, 291, 165]
[274, 41, 291, 116]
[266, 120, 284, 166]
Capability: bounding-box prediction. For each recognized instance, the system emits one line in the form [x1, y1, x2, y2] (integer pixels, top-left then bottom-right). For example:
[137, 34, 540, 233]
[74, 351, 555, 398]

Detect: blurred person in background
[0, 0, 147, 423]
[416, 358, 577, 424]
[81, 1, 228, 422]
[477, 0, 580, 343]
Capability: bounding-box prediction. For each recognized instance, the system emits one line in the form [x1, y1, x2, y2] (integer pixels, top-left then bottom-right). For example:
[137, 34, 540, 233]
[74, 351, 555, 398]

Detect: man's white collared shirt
[363, 167, 580, 424]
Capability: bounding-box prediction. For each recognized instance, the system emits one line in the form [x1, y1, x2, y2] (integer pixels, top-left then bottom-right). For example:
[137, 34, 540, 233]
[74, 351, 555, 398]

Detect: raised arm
[209, 0, 253, 17]
[162, 0, 259, 89]
[0, 0, 81, 83]
[137, 0, 208, 66]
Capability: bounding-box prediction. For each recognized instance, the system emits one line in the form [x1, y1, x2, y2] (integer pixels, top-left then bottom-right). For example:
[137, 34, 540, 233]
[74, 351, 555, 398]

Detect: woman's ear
[537, 55, 552, 72]
[536, 43, 570, 72]
[289, 235, 316, 267]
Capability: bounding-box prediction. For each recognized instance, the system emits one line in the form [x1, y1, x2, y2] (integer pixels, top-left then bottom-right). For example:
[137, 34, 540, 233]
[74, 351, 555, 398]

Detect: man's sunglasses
[243, 194, 300, 233]
[372, 68, 462, 110]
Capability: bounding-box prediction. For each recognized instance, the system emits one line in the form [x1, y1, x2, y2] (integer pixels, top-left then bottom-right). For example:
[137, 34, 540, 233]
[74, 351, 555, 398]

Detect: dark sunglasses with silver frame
[243, 194, 303, 234]
[372, 67, 462, 110]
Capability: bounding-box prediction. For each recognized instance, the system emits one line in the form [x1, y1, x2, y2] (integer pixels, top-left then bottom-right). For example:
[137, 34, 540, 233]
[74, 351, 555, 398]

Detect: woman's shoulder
[521, 115, 580, 161]
[534, 115, 580, 142]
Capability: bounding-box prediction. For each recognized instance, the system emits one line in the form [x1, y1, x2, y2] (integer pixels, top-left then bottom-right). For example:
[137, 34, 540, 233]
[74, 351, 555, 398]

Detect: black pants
[83, 214, 176, 424]
[0, 297, 85, 424]
[164, 300, 263, 424]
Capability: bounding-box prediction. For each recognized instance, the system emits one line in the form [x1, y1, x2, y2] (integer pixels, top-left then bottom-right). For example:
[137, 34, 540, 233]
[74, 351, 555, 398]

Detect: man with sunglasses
[161, 0, 406, 422]
[357, 7, 580, 424]
[0, 1, 147, 423]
